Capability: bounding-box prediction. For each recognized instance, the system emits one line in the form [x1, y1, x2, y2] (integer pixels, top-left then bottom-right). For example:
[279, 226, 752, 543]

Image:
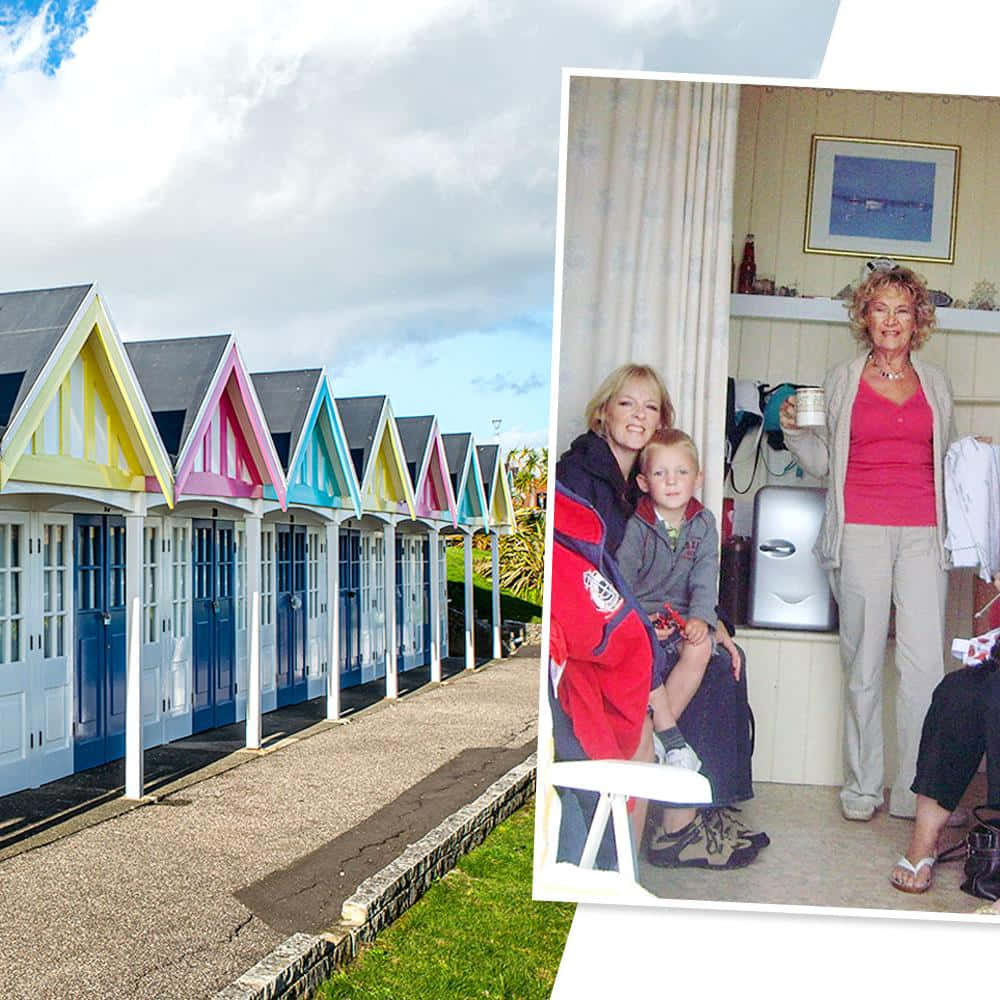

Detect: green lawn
[313, 803, 573, 1000]
[445, 545, 542, 624]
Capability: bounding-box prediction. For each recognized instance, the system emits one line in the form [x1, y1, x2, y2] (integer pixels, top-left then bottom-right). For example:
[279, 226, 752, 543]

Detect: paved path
[0, 650, 540, 1000]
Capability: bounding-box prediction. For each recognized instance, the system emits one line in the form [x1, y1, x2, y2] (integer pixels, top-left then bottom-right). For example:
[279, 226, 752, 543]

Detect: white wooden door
[34, 515, 73, 785]
[259, 526, 276, 712]
[164, 519, 192, 742]
[0, 516, 31, 795]
[140, 517, 164, 749]
[399, 536, 423, 669]
[306, 527, 327, 699]
[413, 536, 428, 666]
[439, 537, 449, 659]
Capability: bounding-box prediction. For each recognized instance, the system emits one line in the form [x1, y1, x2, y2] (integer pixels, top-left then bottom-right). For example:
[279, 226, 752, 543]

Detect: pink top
[844, 378, 936, 526]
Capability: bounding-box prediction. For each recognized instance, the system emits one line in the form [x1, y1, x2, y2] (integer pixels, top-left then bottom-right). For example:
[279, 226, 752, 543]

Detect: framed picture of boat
[804, 135, 960, 263]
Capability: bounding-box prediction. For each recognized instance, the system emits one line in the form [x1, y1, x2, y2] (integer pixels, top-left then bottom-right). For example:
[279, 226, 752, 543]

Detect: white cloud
[561, 0, 717, 32]
[0, 3, 58, 73]
[0, 0, 837, 397]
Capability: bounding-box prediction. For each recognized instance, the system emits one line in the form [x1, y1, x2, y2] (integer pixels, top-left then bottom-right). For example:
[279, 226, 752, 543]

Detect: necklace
[868, 351, 910, 381]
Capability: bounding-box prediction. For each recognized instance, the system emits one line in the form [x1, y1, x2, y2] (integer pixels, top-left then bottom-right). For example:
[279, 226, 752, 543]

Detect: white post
[326, 519, 340, 719]
[464, 530, 475, 670]
[245, 508, 262, 750]
[124, 509, 144, 800]
[490, 529, 502, 659]
[384, 520, 398, 698]
[428, 526, 441, 682]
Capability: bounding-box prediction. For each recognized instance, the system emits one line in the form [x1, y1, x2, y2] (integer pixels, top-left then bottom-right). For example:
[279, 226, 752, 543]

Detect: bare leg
[663, 637, 712, 720]
[632, 716, 696, 838]
[629, 715, 656, 845]
[647, 685, 677, 732]
[659, 805, 697, 834]
[890, 794, 950, 890]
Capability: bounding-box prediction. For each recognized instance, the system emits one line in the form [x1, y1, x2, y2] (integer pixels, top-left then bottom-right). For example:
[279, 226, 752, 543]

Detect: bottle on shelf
[737, 233, 756, 294]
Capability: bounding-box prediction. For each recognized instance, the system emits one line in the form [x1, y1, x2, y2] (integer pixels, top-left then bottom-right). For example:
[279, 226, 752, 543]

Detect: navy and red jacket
[550, 482, 663, 761]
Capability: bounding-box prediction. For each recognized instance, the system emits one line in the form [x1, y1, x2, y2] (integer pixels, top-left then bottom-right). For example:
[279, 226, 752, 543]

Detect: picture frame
[804, 134, 960, 263]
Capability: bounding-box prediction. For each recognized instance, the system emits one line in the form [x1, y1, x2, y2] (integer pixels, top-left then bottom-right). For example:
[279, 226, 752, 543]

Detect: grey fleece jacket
[782, 351, 956, 570]
[616, 493, 719, 628]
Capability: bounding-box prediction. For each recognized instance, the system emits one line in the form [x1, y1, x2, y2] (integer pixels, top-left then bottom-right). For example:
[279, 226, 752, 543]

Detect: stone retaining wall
[215, 755, 536, 1000]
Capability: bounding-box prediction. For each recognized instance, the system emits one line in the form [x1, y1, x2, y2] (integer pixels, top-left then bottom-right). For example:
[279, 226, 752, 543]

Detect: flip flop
[890, 855, 935, 894]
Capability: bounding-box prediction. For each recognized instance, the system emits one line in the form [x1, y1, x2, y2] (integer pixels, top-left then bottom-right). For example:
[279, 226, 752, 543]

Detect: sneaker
[646, 811, 759, 870]
[664, 744, 702, 773]
[711, 806, 770, 850]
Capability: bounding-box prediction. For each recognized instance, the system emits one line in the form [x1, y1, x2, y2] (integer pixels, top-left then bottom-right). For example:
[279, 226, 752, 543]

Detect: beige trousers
[832, 524, 946, 818]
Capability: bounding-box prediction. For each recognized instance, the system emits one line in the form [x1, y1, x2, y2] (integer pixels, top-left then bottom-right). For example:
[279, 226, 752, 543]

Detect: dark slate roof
[0, 284, 92, 432]
[395, 415, 434, 490]
[335, 395, 386, 483]
[442, 433, 472, 497]
[124, 335, 230, 462]
[476, 444, 499, 499]
[250, 369, 322, 472]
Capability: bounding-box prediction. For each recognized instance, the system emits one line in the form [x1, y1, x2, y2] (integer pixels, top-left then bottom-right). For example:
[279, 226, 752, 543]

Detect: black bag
[939, 806, 1000, 901]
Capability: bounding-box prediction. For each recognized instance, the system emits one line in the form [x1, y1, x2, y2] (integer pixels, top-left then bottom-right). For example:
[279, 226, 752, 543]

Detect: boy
[617, 429, 718, 772]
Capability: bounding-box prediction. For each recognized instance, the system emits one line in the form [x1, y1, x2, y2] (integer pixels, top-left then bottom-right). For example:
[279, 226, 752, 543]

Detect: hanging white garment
[943, 436, 1000, 582]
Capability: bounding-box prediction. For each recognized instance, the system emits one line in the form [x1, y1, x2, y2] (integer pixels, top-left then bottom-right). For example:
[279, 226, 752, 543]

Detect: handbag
[938, 805, 1000, 901]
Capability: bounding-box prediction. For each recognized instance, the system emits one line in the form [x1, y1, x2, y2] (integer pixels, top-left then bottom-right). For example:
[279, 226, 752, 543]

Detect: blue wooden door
[275, 523, 307, 707]
[191, 520, 236, 733]
[339, 528, 362, 687]
[73, 515, 127, 772]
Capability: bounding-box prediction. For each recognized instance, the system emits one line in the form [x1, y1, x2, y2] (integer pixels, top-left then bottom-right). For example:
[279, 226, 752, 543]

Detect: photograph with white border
[535, 66, 1000, 923]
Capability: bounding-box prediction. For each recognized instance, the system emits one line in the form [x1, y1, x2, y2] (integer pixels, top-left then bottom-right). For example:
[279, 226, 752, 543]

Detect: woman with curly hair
[779, 265, 957, 824]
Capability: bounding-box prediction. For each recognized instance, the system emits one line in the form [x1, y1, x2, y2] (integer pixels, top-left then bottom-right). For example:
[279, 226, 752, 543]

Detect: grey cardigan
[782, 352, 956, 570]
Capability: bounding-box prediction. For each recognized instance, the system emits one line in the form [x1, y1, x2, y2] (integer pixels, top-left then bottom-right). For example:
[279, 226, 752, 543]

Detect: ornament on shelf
[863, 257, 899, 278]
[969, 280, 998, 311]
[737, 234, 756, 294]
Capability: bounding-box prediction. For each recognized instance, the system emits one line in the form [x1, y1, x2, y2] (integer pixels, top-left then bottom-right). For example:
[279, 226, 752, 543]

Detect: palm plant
[487, 508, 545, 603]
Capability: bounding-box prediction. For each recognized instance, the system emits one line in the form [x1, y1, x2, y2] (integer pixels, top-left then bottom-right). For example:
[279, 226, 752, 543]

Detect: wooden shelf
[731, 293, 1000, 335]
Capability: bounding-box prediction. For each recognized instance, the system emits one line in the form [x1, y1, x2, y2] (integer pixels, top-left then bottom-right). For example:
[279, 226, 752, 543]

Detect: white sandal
[890, 855, 935, 894]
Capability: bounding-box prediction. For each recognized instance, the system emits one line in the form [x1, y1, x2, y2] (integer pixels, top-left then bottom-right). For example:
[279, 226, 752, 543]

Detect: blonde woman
[554, 363, 762, 869]
[781, 265, 956, 824]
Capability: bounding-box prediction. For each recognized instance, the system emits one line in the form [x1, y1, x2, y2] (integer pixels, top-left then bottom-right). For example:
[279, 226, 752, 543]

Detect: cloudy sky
[0, 0, 838, 452]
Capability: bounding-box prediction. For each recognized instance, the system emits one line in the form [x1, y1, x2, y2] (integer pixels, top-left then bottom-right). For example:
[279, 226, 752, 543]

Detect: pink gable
[410, 433, 456, 525]
[174, 345, 287, 507]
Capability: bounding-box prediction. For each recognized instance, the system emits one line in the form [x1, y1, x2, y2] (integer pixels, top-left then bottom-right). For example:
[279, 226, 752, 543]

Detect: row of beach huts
[0, 284, 516, 800]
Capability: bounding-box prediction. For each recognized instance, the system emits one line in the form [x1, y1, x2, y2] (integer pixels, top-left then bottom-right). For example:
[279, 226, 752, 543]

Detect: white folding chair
[548, 758, 712, 885]
[535, 661, 713, 891]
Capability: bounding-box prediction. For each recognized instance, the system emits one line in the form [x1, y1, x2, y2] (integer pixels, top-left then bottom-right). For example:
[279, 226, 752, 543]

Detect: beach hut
[124, 335, 286, 750]
[441, 433, 488, 671]
[476, 443, 517, 658]
[251, 369, 361, 719]
[0, 284, 173, 799]
[335, 395, 415, 698]
[395, 415, 458, 679]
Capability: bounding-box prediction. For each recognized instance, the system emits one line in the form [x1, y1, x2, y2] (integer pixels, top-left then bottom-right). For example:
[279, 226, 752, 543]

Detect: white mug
[795, 386, 825, 427]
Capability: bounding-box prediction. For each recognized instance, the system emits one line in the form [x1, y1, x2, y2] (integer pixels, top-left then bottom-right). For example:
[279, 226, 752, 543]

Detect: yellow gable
[11, 334, 146, 492]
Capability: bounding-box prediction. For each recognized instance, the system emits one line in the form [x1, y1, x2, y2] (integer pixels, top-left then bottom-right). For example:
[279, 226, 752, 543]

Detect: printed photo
[535, 70, 1000, 921]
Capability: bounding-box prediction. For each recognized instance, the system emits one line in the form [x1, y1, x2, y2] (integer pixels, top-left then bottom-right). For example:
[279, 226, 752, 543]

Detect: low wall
[214, 756, 537, 1000]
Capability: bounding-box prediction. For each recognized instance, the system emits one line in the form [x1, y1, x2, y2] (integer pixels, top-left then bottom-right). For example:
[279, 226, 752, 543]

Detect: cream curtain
[555, 76, 739, 521]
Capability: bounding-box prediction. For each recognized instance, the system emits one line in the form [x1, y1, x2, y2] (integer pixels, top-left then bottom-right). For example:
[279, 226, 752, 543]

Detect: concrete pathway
[0, 650, 540, 1000]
